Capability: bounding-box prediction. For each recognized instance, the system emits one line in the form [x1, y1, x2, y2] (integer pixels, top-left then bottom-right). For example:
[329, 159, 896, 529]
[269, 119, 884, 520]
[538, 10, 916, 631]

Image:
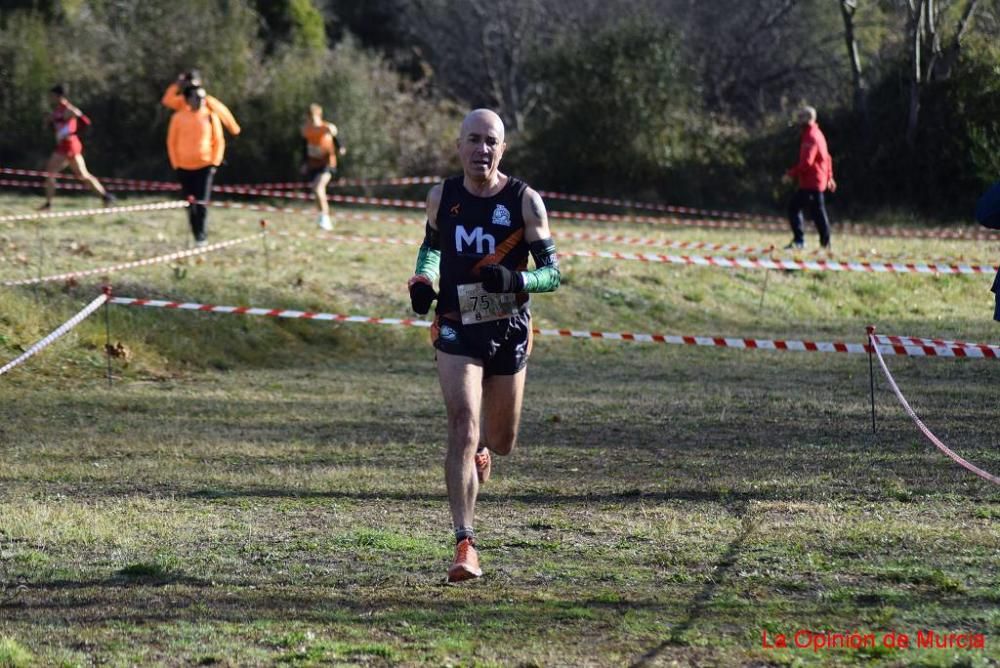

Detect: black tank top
[435, 175, 530, 315]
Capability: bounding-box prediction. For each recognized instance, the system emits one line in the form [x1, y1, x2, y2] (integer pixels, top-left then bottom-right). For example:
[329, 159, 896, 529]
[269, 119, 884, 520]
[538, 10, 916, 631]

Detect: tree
[393, 0, 635, 132]
[522, 19, 714, 196]
[666, 0, 847, 120]
[898, 0, 982, 146]
[839, 0, 871, 128]
[251, 0, 327, 53]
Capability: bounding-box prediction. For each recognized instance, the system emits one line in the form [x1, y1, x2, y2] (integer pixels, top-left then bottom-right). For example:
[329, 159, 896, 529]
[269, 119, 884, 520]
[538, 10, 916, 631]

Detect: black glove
[408, 276, 437, 315]
[480, 264, 524, 293]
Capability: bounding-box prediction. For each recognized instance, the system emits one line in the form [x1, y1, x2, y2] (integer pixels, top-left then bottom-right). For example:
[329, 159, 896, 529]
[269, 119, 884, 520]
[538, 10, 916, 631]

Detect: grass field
[1, 190, 998, 667]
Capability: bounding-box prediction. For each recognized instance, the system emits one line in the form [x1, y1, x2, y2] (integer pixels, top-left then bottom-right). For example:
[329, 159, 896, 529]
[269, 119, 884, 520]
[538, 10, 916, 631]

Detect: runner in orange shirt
[40, 84, 115, 210]
[166, 84, 240, 244]
[161, 70, 241, 136]
[301, 104, 345, 231]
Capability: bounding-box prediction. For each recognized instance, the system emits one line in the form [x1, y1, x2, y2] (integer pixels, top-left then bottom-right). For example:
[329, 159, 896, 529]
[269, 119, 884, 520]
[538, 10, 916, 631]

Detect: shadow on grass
[630, 500, 756, 667]
[8, 571, 213, 593]
[0, 584, 663, 628]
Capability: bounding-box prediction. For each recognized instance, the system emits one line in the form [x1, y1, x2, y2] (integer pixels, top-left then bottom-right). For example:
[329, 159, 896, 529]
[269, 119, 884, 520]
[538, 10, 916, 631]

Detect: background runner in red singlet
[40, 84, 114, 210]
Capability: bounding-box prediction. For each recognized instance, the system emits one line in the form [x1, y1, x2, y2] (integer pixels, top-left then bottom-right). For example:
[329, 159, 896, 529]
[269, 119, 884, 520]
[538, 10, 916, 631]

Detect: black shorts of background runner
[306, 165, 336, 183]
[432, 309, 532, 377]
[177, 166, 216, 242]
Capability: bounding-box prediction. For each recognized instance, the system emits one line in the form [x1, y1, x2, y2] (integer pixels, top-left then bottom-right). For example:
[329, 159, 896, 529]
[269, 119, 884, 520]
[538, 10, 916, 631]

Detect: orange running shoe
[447, 538, 482, 582]
[475, 447, 491, 484]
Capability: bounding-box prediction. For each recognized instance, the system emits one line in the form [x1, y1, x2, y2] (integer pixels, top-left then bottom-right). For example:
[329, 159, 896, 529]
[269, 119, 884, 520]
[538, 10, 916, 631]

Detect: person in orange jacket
[161, 70, 241, 135]
[301, 103, 346, 231]
[166, 84, 240, 244]
[783, 105, 836, 250]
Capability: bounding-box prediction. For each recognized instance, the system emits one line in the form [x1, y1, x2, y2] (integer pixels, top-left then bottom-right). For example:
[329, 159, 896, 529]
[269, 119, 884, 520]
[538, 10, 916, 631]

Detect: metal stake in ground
[867, 325, 876, 434]
[33, 219, 45, 303]
[260, 219, 271, 281]
[103, 285, 114, 387]
[757, 269, 771, 312]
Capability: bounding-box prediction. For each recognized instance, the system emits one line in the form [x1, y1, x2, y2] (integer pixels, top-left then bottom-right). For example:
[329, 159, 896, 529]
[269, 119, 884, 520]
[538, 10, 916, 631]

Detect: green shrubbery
[816, 37, 1000, 218]
[0, 1, 998, 218]
[0, 1, 460, 183]
[517, 20, 744, 207]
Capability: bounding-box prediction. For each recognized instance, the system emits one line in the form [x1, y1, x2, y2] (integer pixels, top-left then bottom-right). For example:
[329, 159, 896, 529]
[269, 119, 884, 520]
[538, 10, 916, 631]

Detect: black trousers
[177, 166, 216, 242]
[788, 189, 831, 246]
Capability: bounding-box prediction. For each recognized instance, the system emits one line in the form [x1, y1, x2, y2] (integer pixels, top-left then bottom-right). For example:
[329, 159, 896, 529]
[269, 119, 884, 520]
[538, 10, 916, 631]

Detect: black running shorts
[306, 165, 336, 183]
[432, 310, 533, 377]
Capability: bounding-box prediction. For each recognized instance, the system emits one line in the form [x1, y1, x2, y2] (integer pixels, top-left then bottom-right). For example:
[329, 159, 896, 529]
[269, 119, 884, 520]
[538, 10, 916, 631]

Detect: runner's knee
[447, 406, 479, 449]
[484, 427, 517, 456]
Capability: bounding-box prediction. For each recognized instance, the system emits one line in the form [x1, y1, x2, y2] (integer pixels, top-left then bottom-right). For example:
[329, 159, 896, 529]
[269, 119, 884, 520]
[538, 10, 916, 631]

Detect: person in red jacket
[783, 106, 836, 250]
[40, 84, 115, 210]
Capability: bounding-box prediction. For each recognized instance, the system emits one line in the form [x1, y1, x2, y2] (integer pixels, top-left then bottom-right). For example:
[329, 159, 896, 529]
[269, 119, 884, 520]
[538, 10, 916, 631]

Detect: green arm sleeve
[521, 238, 560, 293]
[414, 221, 441, 281]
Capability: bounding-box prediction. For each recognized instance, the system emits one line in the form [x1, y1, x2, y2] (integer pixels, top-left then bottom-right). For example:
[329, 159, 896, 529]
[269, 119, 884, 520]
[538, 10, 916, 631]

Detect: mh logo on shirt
[455, 225, 495, 255]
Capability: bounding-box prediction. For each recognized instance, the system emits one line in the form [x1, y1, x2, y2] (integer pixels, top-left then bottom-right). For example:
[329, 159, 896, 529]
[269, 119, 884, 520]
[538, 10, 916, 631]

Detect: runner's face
[457, 116, 505, 181]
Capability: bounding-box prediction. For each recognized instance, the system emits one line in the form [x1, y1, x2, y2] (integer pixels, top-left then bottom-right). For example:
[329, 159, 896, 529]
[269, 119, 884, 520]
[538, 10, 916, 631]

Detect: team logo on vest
[455, 225, 496, 255]
[439, 323, 458, 343]
[491, 204, 511, 227]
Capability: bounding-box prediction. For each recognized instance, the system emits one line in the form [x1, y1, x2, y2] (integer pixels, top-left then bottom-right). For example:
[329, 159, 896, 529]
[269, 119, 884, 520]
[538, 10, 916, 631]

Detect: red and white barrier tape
[553, 231, 773, 254]
[564, 250, 999, 275]
[4, 178, 409, 201]
[208, 199, 308, 216]
[812, 247, 993, 267]
[1, 235, 255, 287]
[207, 200, 425, 226]
[5, 172, 995, 241]
[0, 168, 442, 191]
[538, 189, 785, 223]
[868, 330, 1000, 485]
[257, 227, 997, 278]
[209, 184, 426, 209]
[0, 167, 177, 189]
[246, 226, 999, 276]
[0, 177, 94, 192]
[210, 188, 786, 230]
[0, 176, 178, 193]
[111, 295, 973, 358]
[111, 296, 433, 327]
[0, 200, 187, 223]
[549, 209, 999, 241]
[226, 175, 442, 190]
[271, 226, 774, 255]
[273, 230, 419, 247]
[871, 334, 1000, 359]
[0, 293, 108, 377]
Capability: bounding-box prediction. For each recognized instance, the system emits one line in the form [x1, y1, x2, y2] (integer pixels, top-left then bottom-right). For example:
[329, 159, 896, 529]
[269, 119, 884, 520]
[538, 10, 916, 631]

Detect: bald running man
[407, 109, 561, 582]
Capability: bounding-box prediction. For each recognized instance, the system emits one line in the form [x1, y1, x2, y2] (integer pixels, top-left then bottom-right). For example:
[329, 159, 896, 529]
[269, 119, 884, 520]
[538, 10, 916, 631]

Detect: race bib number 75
[457, 282, 518, 325]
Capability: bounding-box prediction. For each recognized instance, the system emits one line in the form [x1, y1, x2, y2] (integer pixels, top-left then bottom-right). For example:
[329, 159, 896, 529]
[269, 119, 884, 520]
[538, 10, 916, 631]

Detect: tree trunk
[839, 1, 869, 132]
[906, 0, 925, 149]
[906, 0, 980, 146]
[932, 0, 981, 79]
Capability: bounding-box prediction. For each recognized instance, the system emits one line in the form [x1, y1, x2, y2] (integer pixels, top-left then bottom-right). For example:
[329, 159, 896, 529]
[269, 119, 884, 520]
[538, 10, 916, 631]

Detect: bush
[810, 37, 1000, 220]
[0, 1, 459, 183]
[230, 37, 461, 182]
[515, 19, 742, 206]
